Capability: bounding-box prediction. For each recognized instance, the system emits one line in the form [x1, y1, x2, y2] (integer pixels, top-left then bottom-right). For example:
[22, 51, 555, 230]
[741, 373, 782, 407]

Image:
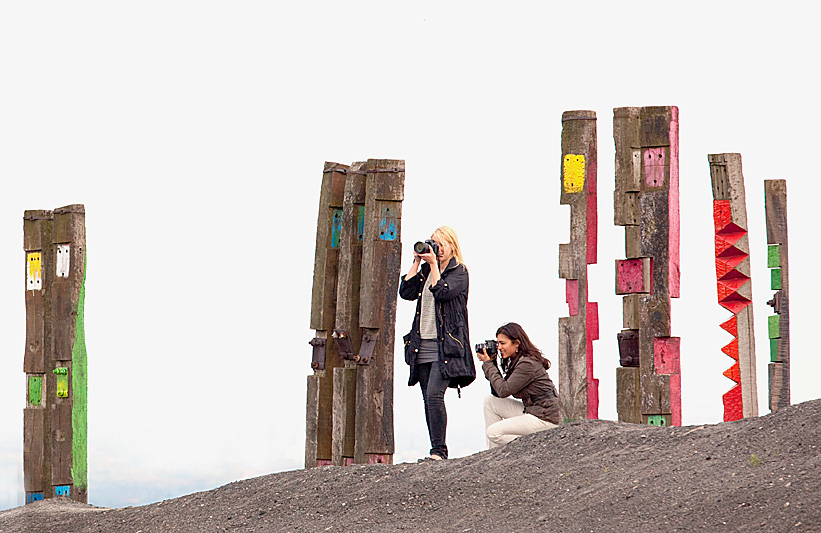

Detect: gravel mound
[3, 399, 819, 532]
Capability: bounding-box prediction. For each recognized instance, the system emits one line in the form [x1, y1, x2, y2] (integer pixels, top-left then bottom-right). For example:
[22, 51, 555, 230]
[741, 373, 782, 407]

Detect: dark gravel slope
[3, 399, 820, 532]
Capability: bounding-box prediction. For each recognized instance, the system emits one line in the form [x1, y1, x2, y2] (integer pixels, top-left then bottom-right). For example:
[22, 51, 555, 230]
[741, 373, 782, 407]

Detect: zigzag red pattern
[713, 200, 749, 421]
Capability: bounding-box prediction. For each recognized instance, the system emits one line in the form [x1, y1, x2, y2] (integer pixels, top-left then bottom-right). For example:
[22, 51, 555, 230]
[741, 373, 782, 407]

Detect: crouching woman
[476, 322, 560, 448]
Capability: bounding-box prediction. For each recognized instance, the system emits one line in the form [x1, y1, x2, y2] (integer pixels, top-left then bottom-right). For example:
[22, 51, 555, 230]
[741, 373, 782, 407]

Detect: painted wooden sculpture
[709, 153, 759, 421]
[24, 205, 87, 504]
[613, 106, 681, 427]
[558, 110, 599, 422]
[765, 179, 790, 412]
[307, 160, 404, 467]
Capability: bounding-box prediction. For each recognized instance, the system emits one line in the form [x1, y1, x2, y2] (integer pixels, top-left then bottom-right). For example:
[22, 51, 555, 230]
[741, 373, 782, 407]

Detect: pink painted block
[316, 459, 332, 467]
[668, 107, 680, 298]
[669, 373, 681, 426]
[654, 336, 680, 375]
[587, 193, 598, 264]
[616, 259, 648, 294]
[565, 279, 579, 316]
[586, 301, 599, 342]
[643, 148, 665, 187]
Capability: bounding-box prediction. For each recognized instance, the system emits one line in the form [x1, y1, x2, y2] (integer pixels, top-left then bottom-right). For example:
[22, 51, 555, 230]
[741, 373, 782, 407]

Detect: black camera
[475, 339, 498, 356]
[414, 239, 439, 256]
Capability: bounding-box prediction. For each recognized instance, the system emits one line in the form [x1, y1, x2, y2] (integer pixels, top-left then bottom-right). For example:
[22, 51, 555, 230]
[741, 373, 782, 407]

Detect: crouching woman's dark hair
[496, 322, 551, 374]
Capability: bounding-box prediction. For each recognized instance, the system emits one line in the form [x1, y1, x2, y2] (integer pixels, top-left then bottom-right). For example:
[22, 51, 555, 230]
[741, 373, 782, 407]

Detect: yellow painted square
[27, 252, 42, 290]
[563, 154, 585, 193]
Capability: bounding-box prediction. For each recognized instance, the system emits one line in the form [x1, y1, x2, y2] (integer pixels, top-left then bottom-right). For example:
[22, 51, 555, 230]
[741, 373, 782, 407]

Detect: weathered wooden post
[613, 107, 681, 427]
[558, 110, 599, 422]
[354, 159, 404, 464]
[709, 154, 758, 421]
[331, 161, 366, 466]
[765, 179, 790, 412]
[23, 204, 87, 503]
[306, 163, 348, 468]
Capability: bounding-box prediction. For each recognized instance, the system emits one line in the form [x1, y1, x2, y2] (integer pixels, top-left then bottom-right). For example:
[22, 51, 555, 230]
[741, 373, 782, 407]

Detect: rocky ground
[2, 399, 820, 532]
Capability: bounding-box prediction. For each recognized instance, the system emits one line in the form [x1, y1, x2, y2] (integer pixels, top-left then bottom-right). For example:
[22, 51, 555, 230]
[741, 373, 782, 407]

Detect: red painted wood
[616, 259, 647, 293]
[653, 337, 680, 375]
[723, 385, 743, 422]
[720, 315, 738, 337]
[721, 338, 739, 360]
[668, 108, 680, 299]
[587, 193, 597, 265]
[670, 373, 682, 427]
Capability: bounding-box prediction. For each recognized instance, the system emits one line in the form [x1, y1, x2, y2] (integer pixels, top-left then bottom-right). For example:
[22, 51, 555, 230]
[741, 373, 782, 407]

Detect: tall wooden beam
[331, 161, 366, 466]
[558, 110, 599, 422]
[306, 162, 348, 468]
[24, 205, 87, 504]
[614, 107, 681, 427]
[765, 179, 790, 412]
[354, 159, 404, 465]
[709, 153, 758, 421]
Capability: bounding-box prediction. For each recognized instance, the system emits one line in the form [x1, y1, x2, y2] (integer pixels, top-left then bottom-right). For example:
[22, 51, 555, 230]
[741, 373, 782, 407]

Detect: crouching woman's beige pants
[483, 395, 557, 449]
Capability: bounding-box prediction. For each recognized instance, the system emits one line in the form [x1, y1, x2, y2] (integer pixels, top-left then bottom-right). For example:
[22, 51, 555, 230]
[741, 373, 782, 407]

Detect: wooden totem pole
[307, 159, 404, 467]
[558, 110, 599, 422]
[613, 107, 681, 427]
[306, 163, 348, 467]
[765, 179, 790, 412]
[709, 154, 758, 421]
[23, 205, 88, 504]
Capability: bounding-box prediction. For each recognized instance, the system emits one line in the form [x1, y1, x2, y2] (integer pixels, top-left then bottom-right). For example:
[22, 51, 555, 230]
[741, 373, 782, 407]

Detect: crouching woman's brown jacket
[482, 355, 561, 425]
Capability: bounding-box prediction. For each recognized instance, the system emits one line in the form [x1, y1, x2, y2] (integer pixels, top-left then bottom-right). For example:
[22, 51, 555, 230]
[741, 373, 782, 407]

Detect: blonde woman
[399, 226, 475, 460]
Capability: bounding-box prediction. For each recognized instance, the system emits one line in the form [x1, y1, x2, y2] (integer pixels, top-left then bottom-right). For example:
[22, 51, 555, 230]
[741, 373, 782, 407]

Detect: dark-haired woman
[399, 226, 475, 461]
[476, 322, 560, 448]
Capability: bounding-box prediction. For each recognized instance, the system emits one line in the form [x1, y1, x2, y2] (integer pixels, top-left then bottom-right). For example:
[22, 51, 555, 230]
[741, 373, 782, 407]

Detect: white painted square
[56, 244, 70, 278]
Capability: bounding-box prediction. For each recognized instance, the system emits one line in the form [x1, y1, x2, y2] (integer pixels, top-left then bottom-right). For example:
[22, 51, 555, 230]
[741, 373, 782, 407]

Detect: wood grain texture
[614, 107, 680, 425]
[355, 160, 404, 462]
[23, 408, 45, 492]
[558, 111, 598, 422]
[765, 179, 790, 411]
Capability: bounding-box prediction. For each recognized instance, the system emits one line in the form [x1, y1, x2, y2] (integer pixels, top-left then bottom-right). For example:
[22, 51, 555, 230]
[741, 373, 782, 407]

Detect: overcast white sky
[1, 1, 818, 511]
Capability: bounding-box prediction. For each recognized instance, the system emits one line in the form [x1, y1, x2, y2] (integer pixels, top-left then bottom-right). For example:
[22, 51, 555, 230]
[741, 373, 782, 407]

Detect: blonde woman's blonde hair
[432, 226, 465, 266]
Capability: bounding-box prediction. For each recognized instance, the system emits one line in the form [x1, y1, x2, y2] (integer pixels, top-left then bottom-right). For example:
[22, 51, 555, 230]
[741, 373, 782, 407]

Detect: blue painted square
[331, 209, 343, 249]
[26, 492, 44, 504]
[55, 485, 71, 497]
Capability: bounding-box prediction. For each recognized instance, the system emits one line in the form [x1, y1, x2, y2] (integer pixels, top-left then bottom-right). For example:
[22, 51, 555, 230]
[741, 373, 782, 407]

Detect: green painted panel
[767, 245, 780, 268]
[71, 249, 88, 490]
[771, 268, 782, 290]
[56, 373, 69, 398]
[28, 376, 42, 406]
[647, 415, 667, 426]
[770, 339, 778, 362]
[768, 315, 780, 339]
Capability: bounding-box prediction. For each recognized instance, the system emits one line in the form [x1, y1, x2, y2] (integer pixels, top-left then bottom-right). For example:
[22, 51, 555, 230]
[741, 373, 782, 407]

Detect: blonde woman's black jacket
[399, 258, 476, 389]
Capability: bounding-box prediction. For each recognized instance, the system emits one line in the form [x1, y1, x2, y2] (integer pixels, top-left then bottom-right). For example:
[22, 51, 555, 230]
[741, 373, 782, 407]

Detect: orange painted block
[723, 361, 740, 383]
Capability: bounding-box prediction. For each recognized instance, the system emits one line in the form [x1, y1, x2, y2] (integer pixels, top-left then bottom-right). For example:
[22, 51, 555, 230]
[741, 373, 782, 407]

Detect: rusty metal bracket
[309, 337, 326, 370]
[333, 329, 356, 361]
[767, 290, 783, 314]
[357, 331, 378, 365]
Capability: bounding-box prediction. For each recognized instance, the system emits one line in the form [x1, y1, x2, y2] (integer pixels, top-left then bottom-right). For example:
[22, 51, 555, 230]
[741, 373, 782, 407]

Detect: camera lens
[414, 241, 429, 254]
